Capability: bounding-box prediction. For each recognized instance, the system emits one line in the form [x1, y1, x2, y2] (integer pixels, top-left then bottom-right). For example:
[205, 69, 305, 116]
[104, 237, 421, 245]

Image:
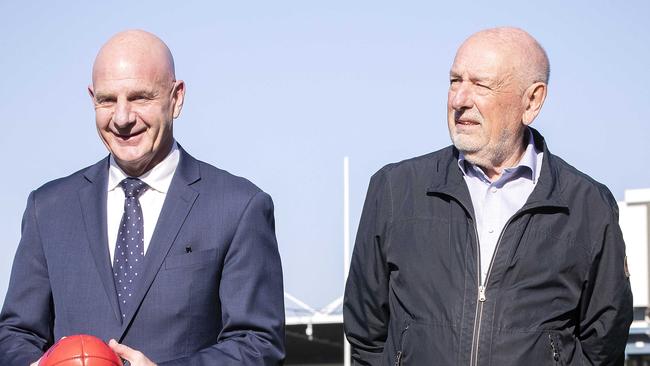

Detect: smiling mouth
[456, 119, 479, 126]
[114, 130, 145, 141]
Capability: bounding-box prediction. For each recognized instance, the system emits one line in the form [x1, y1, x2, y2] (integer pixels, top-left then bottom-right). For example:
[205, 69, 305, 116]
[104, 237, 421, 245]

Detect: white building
[619, 188, 650, 363]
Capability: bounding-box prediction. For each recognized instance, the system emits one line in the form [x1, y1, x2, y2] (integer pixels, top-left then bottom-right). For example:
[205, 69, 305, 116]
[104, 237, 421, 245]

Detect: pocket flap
[164, 248, 218, 270]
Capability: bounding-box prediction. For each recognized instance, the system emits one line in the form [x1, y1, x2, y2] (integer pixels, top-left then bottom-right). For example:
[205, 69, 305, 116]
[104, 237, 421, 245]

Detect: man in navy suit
[0, 30, 285, 366]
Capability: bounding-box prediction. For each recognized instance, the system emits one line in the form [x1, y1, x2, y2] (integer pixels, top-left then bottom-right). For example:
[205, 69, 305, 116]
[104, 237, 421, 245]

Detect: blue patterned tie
[113, 178, 148, 320]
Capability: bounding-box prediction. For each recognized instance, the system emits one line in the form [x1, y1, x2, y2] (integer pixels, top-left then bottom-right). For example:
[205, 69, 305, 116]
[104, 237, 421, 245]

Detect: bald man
[344, 27, 632, 365]
[0, 30, 285, 366]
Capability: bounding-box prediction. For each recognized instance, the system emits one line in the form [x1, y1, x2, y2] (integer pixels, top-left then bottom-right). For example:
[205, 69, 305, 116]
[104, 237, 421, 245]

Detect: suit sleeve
[344, 171, 392, 366]
[0, 191, 54, 366]
[578, 194, 633, 365]
[158, 191, 285, 366]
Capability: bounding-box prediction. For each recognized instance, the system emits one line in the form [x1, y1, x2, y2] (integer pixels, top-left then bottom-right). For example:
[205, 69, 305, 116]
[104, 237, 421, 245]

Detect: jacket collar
[523, 128, 568, 211]
[426, 127, 568, 216]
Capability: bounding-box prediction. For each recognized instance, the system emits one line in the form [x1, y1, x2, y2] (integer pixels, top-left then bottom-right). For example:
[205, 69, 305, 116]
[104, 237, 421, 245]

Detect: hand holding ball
[39, 334, 122, 366]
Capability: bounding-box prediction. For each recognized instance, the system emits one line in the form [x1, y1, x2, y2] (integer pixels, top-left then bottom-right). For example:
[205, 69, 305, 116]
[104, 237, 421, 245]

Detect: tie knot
[120, 178, 148, 198]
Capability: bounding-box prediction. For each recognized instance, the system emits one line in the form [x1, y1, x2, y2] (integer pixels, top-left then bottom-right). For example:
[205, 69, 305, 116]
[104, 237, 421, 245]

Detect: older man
[0, 30, 285, 365]
[344, 27, 632, 365]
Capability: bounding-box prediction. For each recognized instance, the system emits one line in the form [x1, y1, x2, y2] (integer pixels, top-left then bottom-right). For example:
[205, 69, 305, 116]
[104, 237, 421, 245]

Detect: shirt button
[488, 229, 494, 233]
[491, 188, 497, 193]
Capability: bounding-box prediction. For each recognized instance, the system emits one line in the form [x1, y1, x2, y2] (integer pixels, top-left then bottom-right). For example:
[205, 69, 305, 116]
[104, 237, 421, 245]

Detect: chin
[112, 149, 149, 165]
[113, 152, 145, 164]
[451, 135, 483, 154]
[110, 144, 147, 159]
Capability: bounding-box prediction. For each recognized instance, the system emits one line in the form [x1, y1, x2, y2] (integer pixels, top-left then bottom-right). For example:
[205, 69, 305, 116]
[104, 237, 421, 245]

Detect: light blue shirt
[458, 129, 543, 283]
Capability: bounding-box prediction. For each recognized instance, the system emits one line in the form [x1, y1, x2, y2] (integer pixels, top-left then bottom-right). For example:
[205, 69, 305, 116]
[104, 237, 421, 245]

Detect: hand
[108, 339, 157, 366]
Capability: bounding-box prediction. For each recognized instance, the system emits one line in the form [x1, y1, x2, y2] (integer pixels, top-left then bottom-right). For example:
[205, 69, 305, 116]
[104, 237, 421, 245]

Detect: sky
[1, 1, 649, 312]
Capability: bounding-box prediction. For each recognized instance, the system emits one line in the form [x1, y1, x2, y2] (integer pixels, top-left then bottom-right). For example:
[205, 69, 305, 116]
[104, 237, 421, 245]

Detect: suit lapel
[119, 147, 201, 338]
[78, 157, 123, 323]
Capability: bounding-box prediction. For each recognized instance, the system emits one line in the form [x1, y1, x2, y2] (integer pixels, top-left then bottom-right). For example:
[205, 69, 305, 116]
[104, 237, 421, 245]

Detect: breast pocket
[164, 248, 218, 270]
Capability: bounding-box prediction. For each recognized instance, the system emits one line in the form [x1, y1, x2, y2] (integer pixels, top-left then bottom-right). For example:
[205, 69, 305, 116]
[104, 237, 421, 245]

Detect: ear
[171, 80, 186, 119]
[521, 82, 547, 126]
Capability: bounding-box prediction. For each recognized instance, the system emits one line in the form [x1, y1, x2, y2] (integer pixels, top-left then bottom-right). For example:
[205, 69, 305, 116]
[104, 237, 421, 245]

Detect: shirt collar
[108, 141, 180, 194]
[457, 128, 540, 184]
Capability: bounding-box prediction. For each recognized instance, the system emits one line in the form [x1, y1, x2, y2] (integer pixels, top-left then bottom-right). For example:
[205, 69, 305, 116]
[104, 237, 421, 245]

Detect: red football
[39, 334, 122, 366]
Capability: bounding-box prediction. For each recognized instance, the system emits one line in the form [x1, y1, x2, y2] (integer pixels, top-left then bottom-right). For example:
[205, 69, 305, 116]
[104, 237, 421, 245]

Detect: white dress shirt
[107, 142, 180, 263]
[458, 129, 543, 283]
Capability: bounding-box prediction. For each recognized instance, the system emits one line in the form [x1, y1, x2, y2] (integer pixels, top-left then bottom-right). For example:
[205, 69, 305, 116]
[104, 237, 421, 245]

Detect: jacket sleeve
[0, 191, 54, 366]
[344, 171, 393, 366]
[158, 191, 285, 366]
[578, 193, 633, 365]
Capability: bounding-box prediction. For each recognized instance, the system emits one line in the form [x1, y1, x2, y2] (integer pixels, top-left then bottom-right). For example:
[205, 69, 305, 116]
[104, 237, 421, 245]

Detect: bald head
[92, 30, 176, 86]
[458, 27, 549, 88]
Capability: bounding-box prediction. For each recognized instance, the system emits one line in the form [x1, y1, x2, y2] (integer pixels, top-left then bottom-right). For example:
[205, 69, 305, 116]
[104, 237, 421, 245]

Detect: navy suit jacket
[0, 147, 285, 365]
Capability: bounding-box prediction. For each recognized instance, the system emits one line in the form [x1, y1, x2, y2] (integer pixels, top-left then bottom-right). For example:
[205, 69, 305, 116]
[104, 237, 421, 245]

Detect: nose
[449, 83, 473, 111]
[112, 99, 136, 128]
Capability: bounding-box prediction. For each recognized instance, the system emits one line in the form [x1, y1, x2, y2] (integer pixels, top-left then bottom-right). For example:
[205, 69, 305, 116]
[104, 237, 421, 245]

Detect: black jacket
[344, 129, 633, 365]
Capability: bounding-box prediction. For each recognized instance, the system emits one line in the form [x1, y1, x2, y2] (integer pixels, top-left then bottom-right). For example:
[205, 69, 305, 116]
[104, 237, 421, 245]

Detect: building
[621, 188, 650, 363]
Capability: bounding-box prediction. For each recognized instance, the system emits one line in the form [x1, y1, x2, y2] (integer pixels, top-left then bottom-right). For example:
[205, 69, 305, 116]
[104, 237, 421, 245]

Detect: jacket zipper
[395, 324, 409, 366]
[468, 216, 515, 366]
[549, 334, 561, 364]
[469, 222, 482, 366]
